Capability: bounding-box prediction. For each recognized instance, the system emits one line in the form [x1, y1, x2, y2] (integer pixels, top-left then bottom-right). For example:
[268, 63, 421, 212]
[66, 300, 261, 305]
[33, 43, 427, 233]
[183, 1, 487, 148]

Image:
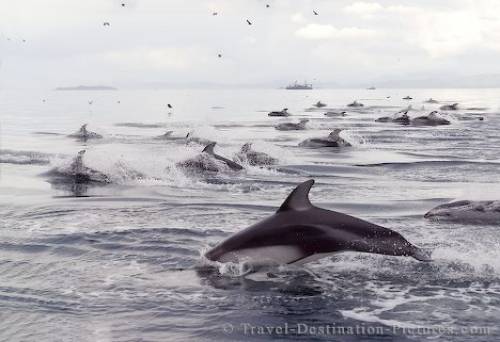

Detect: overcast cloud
[1, 0, 500, 89]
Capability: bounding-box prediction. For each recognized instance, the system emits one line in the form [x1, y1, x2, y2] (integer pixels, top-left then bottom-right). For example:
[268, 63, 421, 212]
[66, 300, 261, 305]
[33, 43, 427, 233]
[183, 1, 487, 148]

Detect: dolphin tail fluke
[203, 142, 217, 154]
[412, 247, 433, 262]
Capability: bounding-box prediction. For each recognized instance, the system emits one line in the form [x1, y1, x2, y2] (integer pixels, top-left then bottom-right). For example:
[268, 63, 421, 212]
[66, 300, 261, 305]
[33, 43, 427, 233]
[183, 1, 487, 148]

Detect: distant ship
[285, 81, 313, 90]
[367, 86, 376, 90]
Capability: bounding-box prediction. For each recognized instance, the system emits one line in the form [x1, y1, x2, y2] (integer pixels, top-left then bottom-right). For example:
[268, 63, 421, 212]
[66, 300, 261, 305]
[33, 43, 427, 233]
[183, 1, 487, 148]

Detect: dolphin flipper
[412, 248, 433, 262]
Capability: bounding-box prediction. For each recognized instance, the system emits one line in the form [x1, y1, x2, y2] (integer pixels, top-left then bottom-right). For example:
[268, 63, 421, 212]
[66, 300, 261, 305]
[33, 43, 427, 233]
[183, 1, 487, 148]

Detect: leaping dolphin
[203, 143, 243, 171]
[178, 142, 244, 172]
[205, 180, 431, 266]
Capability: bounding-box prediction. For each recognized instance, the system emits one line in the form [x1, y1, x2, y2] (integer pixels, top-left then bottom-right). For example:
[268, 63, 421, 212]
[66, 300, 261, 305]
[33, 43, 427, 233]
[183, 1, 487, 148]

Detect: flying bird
[167, 104, 173, 109]
[88, 100, 93, 105]
[313, 10, 318, 15]
[212, 12, 218, 16]
[121, 3, 125, 7]
[103, 22, 110, 26]
[246, 19, 252, 25]
[266, 4, 270, 8]
[218, 54, 222, 58]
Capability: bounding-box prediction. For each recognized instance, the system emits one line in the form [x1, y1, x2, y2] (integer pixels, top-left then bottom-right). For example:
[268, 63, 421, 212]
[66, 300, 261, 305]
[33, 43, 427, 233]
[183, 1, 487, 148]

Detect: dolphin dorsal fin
[278, 179, 315, 212]
[241, 142, 252, 152]
[202, 142, 216, 154]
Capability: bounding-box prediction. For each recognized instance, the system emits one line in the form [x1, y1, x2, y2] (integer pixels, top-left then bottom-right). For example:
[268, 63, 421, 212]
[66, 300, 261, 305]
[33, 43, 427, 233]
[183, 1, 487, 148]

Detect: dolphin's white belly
[218, 245, 304, 265]
[218, 246, 336, 266]
[291, 252, 336, 265]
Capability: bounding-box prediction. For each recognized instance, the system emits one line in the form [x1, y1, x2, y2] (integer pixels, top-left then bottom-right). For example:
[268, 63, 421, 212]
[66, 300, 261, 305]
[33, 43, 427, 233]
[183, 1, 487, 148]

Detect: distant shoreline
[55, 85, 117, 91]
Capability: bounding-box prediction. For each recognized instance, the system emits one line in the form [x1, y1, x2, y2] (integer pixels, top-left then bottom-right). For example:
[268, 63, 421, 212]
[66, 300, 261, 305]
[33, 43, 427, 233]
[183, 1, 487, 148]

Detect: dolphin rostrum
[205, 180, 431, 266]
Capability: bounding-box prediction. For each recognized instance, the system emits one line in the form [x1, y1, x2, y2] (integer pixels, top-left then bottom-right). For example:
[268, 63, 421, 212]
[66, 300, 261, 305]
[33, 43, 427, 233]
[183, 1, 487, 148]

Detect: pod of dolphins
[43, 98, 493, 273]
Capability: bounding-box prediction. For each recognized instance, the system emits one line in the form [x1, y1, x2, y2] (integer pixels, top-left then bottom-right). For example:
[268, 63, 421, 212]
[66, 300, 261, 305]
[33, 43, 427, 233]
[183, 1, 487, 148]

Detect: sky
[1, 0, 500, 89]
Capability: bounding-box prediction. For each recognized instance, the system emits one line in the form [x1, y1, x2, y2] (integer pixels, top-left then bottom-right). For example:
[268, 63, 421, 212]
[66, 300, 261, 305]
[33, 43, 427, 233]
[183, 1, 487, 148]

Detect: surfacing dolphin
[205, 180, 431, 267]
[425, 200, 500, 224]
[185, 131, 215, 146]
[411, 111, 450, 126]
[376, 111, 410, 125]
[299, 129, 352, 148]
[439, 103, 459, 111]
[178, 142, 244, 172]
[154, 131, 174, 140]
[268, 108, 290, 117]
[234, 143, 278, 166]
[202, 142, 243, 171]
[424, 98, 439, 104]
[347, 100, 364, 108]
[275, 119, 309, 131]
[203, 143, 243, 171]
[324, 111, 347, 117]
[43, 150, 110, 185]
[68, 124, 103, 141]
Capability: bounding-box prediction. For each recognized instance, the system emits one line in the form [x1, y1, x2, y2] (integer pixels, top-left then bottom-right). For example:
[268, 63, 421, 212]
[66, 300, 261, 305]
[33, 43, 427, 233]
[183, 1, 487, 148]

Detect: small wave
[115, 122, 165, 128]
[281, 164, 370, 178]
[32, 132, 64, 136]
[213, 123, 247, 129]
[356, 160, 500, 168]
[0, 149, 51, 165]
[466, 107, 488, 111]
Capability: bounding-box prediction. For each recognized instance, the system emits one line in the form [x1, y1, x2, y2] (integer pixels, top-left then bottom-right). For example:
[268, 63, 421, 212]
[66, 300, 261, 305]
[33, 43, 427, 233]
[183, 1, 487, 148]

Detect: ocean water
[0, 88, 499, 341]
